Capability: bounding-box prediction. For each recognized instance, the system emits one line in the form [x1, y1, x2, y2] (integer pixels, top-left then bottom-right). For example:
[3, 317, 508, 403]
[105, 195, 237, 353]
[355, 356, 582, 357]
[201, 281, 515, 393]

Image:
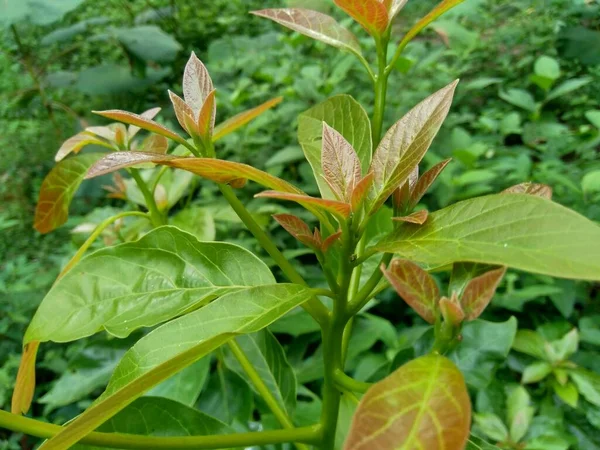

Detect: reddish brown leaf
[197, 89, 217, 140]
[213, 97, 283, 141]
[11, 341, 39, 415]
[93, 110, 189, 147]
[439, 292, 465, 326]
[322, 230, 342, 252]
[321, 123, 362, 202]
[344, 354, 471, 450]
[169, 90, 197, 136]
[256, 191, 352, 219]
[273, 213, 320, 248]
[127, 107, 161, 140]
[393, 209, 428, 225]
[410, 158, 452, 207]
[183, 52, 214, 118]
[334, 0, 389, 36]
[381, 259, 439, 323]
[112, 123, 127, 148]
[35, 153, 105, 234]
[86, 152, 176, 179]
[460, 266, 507, 320]
[55, 132, 114, 162]
[503, 182, 552, 199]
[351, 171, 374, 212]
[251, 9, 361, 55]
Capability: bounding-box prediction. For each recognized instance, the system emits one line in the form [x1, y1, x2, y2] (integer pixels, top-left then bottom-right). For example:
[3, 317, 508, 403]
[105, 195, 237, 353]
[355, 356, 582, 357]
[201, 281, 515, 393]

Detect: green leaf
[73, 397, 233, 450]
[197, 366, 253, 425]
[499, 88, 537, 112]
[474, 413, 509, 442]
[0, 0, 84, 27]
[170, 207, 216, 241]
[582, 170, 600, 195]
[585, 110, 600, 129]
[512, 330, 548, 361]
[25, 226, 274, 343]
[522, 361, 553, 384]
[76, 65, 171, 95]
[39, 283, 314, 450]
[552, 380, 579, 408]
[344, 354, 471, 450]
[34, 153, 104, 234]
[549, 329, 578, 361]
[298, 95, 372, 199]
[534, 56, 561, 80]
[507, 385, 534, 443]
[466, 433, 502, 449]
[570, 369, 600, 407]
[224, 329, 297, 415]
[335, 393, 358, 450]
[146, 357, 210, 406]
[546, 77, 591, 101]
[370, 80, 458, 212]
[114, 26, 182, 63]
[41, 17, 109, 45]
[375, 194, 600, 281]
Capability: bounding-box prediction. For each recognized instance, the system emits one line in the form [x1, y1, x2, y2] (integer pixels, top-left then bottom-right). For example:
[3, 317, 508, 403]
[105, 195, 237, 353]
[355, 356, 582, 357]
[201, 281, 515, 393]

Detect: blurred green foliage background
[1, 0, 599, 448]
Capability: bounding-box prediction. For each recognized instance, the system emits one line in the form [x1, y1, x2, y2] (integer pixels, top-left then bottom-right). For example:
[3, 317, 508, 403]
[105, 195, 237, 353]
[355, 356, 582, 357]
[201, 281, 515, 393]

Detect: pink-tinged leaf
[11, 341, 39, 415]
[398, 0, 466, 50]
[370, 80, 458, 213]
[183, 52, 214, 118]
[322, 123, 362, 202]
[35, 153, 105, 234]
[393, 209, 428, 225]
[387, 0, 409, 22]
[351, 171, 374, 212]
[503, 182, 552, 199]
[93, 110, 189, 147]
[85, 152, 176, 179]
[392, 181, 410, 211]
[273, 213, 320, 248]
[169, 90, 197, 136]
[85, 126, 116, 142]
[322, 230, 342, 252]
[334, 0, 389, 36]
[197, 89, 217, 140]
[410, 158, 452, 207]
[140, 135, 169, 154]
[127, 107, 161, 140]
[460, 266, 507, 320]
[439, 292, 464, 326]
[251, 9, 361, 55]
[344, 354, 471, 450]
[381, 259, 439, 323]
[55, 132, 114, 162]
[256, 191, 352, 219]
[213, 97, 283, 141]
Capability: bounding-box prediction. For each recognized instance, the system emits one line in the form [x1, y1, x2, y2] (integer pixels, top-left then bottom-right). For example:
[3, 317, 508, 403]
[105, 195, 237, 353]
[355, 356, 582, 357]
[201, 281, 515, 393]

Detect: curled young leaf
[55, 132, 113, 162]
[273, 213, 320, 249]
[197, 89, 217, 140]
[334, 0, 389, 36]
[503, 182, 552, 199]
[256, 191, 352, 219]
[183, 51, 214, 119]
[251, 9, 361, 55]
[350, 171, 374, 212]
[213, 97, 283, 141]
[322, 123, 362, 202]
[381, 259, 439, 323]
[410, 158, 452, 207]
[370, 80, 458, 213]
[439, 292, 465, 327]
[392, 209, 428, 225]
[460, 266, 507, 320]
[344, 354, 471, 450]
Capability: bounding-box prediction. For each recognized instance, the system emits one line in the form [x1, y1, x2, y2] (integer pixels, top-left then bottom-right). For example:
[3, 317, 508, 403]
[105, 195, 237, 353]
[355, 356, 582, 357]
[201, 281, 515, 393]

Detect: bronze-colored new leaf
[273, 213, 320, 249]
[86, 152, 176, 179]
[197, 89, 217, 140]
[370, 80, 458, 213]
[410, 158, 452, 207]
[334, 0, 389, 36]
[460, 266, 507, 320]
[54, 132, 113, 162]
[183, 52, 214, 118]
[503, 182, 552, 199]
[322, 123, 362, 202]
[439, 292, 465, 326]
[213, 97, 283, 141]
[256, 191, 352, 219]
[322, 230, 342, 252]
[11, 341, 39, 415]
[169, 90, 197, 136]
[141, 135, 169, 154]
[127, 107, 162, 140]
[344, 354, 471, 450]
[393, 209, 428, 225]
[351, 171, 374, 212]
[381, 259, 439, 323]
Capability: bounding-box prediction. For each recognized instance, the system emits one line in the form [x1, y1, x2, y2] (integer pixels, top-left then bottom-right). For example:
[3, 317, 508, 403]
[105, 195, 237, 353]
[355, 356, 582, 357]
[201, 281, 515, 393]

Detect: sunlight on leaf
[334, 0, 389, 36]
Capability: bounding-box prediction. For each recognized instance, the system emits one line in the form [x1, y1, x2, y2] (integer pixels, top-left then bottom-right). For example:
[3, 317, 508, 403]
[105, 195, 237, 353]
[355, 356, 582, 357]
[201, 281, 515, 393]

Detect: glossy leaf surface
[213, 97, 283, 141]
[251, 9, 361, 54]
[39, 283, 313, 450]
[376, 194, 600, 280]
[334, 0, 389, 36]
[344, 354, 470, 450]
[370, 81, 458, 212]
[34, 153, 104, 234]
[25, 226, 274, 343]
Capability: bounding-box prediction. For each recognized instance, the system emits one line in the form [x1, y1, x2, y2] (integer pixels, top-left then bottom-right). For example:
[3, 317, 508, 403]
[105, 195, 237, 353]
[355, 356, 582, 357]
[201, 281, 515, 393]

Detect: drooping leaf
[460, 266, 507, 320]
[39, 283, 313, 450]
[251, 9, 361, 55]
[334, 0, 389, 36]
[197, 89, 217, 140]
[503, 182, 552, 199]
[182, 51, 214, 118]
[224, 329, 297, 415]
[24, 226, 275, 343]
[93, 109, 189, 147]
[370, 81, 458, 212]
[344, 354, 470, 450]
[392, 209, 428, 225]
[273, 213, 320, 249]
[381, 259, 439, 323]
[375, 194, 600, 281]
[256, 191, 352, 219]
[409, 158, 452, 207]
[34, 153, 105, 234]
[55, 132, 113, 162]
[322, 123, 362, 202]
[298, 95, 372, 199]
[213, 97, 283, 141]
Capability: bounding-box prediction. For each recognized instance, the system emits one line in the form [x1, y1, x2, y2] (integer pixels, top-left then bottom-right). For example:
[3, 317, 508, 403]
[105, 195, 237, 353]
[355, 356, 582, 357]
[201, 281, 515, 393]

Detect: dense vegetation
[1, 0, 600, 449]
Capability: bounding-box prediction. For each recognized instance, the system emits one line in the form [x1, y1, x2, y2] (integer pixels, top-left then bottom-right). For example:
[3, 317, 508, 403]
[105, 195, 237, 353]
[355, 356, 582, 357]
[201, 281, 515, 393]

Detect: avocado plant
[2, 1, 600, 449]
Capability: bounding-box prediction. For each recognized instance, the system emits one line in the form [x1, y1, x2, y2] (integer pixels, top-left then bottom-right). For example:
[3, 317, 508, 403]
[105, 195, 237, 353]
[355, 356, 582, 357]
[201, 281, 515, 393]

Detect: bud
[439, 292, 465, 327]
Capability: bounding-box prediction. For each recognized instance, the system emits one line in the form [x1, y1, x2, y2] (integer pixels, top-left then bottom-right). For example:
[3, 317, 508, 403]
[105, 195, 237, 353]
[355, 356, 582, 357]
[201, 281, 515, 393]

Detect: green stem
[226, 341, 309, 450]
[130, 168, 166, 227]
[0, 409, 321, 449]
[333, 369, 371, 394]
[371, 39, 389, 145]
[218, 184, 329, 326]
[58, 211, 149, 279]
[348, 253, 393, 316]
